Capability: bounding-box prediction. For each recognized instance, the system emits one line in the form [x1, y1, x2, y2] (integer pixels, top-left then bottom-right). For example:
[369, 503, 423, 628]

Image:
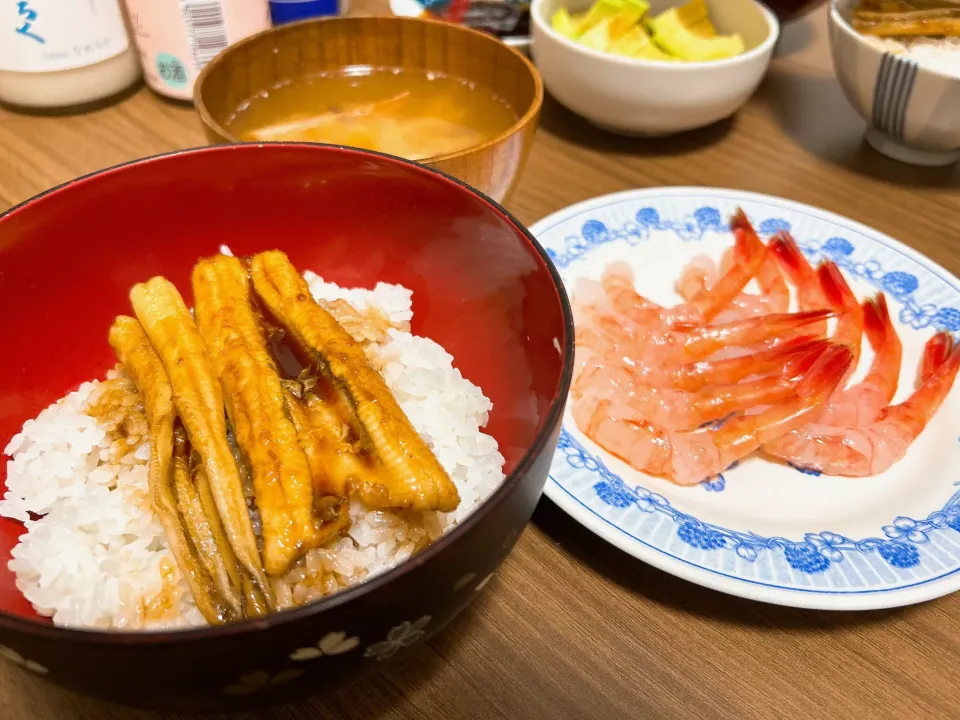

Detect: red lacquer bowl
[0, 144, 573, 712]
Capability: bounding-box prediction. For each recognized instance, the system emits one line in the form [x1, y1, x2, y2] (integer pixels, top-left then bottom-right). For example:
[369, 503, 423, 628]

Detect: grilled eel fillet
[187, 455, 273, 617]
[250, 250, 460, 513]
[192, 255, 348, 576]
[283, 383, 383, 501]
[854, 0, 960, 35]
[129, 277, 275, 607]
[171, 429, 261, 617]
[108, 316, 240, 624]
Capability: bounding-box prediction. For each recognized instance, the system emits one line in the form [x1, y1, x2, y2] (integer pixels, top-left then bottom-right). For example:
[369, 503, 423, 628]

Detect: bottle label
[0, 0, 130, 73]
[125, 0, 270, 100]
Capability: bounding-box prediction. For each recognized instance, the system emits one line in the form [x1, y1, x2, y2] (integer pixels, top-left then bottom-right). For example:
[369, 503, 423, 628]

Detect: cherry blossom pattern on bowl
[289, 632, 360, 662]
[532, 187, 960, 611]
[364, 616, 432, 662]
[222, 618, 433, 695]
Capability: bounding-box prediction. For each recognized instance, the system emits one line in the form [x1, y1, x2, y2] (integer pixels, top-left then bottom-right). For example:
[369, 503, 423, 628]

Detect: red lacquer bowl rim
[0, 143, 575, 645]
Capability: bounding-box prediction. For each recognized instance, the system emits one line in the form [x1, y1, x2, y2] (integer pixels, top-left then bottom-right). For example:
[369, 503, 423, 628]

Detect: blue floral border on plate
[547, 205, 960, 333]
[544, 199, 960, 590]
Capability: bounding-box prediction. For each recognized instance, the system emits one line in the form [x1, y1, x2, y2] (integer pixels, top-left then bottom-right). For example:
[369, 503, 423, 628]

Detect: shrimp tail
[681, 210, 766, 321]
[691, 367, 822, 429]
[716, 345, 853, 460]
[783, 338, 833, 378]
[730, 208, 790, 312]
[817, 261, 859, 316]
[817, 261, 864, 375]
[672, 336, 827, 391]
[883, 334, 960, 434]
[682, 309, 834, 359]
[920, 330, 954, 385]
[731, 210, 790, 313]
[679, 341, 832, 428]
[817, 260, 863, 324]
[862, 293, 889, 350]
[769, 232, 832, 340]
[728, 209, 766, 251]
[856, 292, 902, 415]
[768, 231, 812, 285]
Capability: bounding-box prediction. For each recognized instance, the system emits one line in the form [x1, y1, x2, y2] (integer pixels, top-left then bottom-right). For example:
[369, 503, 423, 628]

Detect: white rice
[0, 276, 505, 630]
[864, 36, 960, 78]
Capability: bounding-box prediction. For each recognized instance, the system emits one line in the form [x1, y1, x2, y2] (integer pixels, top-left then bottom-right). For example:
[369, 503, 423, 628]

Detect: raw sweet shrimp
[575, 345, 853, 485]
[770, 231, 831, 338]
[667, 336, 827, 391]
[573, 340, 828, 431]
[675, 253, 725, 302]
[677, 253, 789, 320]
[677, 211, 790, 321]
[761, 334, 960, 477]
[768, 233, 864, 369]
[600, 256, 763, 329]
[920, 328, 953, 383]
[728, 210, 790, 316]
[813, 294, 902, 426]
[572, 275, 658, 321]
[596, 214, 767, 329]
[574, 335, 827, 392]
[578, 302, 832, 368]
[816, 261, 865, 381]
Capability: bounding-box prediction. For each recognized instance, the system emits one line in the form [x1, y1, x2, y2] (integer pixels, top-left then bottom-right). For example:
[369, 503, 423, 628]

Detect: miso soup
[226, 67, 520, 161]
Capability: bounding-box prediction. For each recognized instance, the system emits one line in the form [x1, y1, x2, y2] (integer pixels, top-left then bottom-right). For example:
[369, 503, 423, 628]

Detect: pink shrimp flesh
[680, 212, 767, 323]
[762, 334, 960, 477]
[678, 248, 737, 297]
[599, 227, 765, 328]
[574, 336, 828, 394]
[676, 255, 720, 301]
[726, 210, 790, 317]
[573, 340, 828, 431]
[587, 307, 833, 367]
[677, 213, 789, 322]
[669, 336, 828, 391]
[577, 345, 853, 485]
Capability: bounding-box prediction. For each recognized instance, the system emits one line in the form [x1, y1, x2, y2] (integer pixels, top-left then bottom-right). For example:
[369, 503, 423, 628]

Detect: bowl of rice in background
[0, 144, 573, 712]
[829, 0, 960, 166]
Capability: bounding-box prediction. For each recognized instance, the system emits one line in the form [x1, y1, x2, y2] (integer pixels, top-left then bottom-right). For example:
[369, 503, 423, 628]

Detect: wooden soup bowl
[194, 16, 543, 204]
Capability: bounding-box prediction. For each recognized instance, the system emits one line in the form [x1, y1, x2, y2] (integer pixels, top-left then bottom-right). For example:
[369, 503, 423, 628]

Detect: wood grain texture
[1, 7, 959, 719]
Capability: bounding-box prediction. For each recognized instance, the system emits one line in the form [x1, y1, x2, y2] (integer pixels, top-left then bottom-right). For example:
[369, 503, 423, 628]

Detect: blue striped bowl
[829, 0, 960, 167]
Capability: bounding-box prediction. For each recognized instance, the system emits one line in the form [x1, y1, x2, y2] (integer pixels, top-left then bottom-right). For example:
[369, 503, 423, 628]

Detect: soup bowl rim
[0, 141, 575, 646]
[193, 15, 545, 164]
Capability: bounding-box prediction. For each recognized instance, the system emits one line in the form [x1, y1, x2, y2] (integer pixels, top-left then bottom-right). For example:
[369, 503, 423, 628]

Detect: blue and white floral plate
[532, 188, 960, 610]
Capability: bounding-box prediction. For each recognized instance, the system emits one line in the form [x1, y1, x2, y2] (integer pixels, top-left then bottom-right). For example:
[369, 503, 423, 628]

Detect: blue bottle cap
[269, 0, 340, 25]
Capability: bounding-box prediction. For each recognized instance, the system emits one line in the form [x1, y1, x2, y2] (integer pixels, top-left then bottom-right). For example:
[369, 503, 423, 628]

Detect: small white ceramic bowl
[829, 0, 960, 167]
[529, 0, 779, 136]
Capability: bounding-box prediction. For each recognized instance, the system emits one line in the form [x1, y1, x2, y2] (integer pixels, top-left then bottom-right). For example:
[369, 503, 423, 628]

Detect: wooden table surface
[2, 7, 959, 720]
